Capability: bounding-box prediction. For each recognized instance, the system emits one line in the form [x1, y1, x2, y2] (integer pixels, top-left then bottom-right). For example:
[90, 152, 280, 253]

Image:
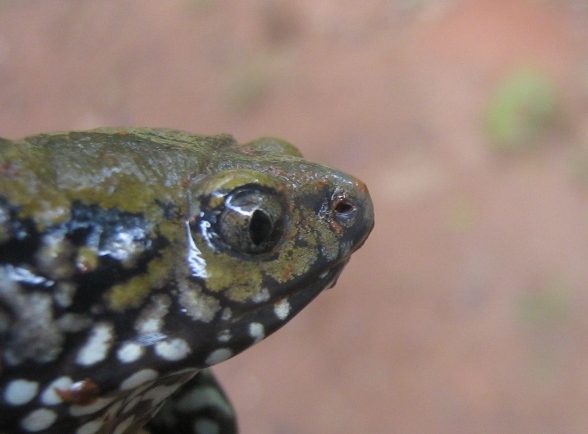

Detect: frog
[0, 128, 374, 434]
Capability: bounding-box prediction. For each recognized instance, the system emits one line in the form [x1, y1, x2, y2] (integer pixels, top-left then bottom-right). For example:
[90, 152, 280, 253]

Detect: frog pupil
[250, 209, 272, 246]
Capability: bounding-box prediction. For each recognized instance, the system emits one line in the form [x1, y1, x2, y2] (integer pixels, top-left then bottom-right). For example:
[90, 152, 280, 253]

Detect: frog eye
[209, 186, 287, 255]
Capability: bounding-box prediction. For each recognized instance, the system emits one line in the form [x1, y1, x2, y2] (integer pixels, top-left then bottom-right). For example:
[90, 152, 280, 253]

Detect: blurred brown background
[3, 1, 588, 432]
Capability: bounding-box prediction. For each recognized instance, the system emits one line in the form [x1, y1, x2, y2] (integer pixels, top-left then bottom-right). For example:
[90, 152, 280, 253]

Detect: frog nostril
[332, 197, 357, 227]
[333, 199, 355, 216]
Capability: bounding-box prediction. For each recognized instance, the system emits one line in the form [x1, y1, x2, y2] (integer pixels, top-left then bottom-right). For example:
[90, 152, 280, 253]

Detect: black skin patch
[0, 198, 166, 307]
[64, 201, 165, 309]
[0, 196, 39, 265]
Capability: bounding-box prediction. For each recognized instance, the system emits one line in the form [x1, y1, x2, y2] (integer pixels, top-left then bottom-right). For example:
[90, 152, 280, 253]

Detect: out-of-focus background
[3, 1, 588, 432]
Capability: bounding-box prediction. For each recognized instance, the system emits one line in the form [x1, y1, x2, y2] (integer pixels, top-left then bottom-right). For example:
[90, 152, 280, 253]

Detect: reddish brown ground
[3, 1, 588, 432]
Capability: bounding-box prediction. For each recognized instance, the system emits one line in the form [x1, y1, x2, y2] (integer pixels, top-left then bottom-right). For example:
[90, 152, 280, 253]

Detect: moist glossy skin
[0, 128, 374, 434]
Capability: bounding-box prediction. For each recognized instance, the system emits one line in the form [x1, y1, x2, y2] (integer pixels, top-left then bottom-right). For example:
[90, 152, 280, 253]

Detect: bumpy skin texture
[0, 128, 374, 434]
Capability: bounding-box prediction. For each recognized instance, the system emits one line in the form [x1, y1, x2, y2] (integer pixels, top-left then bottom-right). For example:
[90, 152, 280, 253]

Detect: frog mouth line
[226, 260, 347, 336]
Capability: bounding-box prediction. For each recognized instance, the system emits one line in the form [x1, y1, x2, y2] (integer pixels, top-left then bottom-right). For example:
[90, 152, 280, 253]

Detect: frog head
[178, 137, 374, 367]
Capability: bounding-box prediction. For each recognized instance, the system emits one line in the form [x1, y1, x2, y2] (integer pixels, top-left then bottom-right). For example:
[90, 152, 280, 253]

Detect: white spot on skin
[5, 265, 53, 287]
[136, 332, 166, 347]
[70, 396, 116, 417]
[135, 294, 171, 335]
[76, 419, 104, 434]
[41, 376, 73, 405]
[119, 369, 159, 390]
[20, 408, 58, 432]
[101, 228, 148, 266]
[248, 322, 265, 344]
[274, 298, 291, 320]
[0, 274, 64, 365]
[35, 232, 75, 280]
[76, 322, 115, 366]
[220, 308, 232, 321]
[204, 348, 233, 366]
[217, 330, 231, 342]
[117, 342, 144, 364]
[138, 318, 160, 335]
[178, 283, 220, 323]
[155, 338, 191, 361]
[4, 379, 39, 405]
[250, 288, 270, 303]
[112, 415, 135, 434]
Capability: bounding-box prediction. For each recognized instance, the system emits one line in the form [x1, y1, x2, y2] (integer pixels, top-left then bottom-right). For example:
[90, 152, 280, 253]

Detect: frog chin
[219, 261, 347, 356]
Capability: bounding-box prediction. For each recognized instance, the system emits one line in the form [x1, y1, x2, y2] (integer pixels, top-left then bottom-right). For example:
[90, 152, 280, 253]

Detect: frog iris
[201, 185, 287, 255]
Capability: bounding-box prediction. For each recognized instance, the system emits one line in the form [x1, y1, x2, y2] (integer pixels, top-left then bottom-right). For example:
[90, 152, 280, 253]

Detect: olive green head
[180, 137, 374, 359]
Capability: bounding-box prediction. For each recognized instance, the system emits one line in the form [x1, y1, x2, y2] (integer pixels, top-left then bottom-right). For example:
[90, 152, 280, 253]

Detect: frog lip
[212, 261, 350, 361]
[275, 260, 347, 298]
[326, 259, 349, 289]
[226, 262, 346, 328]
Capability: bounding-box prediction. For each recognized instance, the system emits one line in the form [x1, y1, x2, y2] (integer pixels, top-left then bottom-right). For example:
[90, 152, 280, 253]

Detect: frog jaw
[206, 261, 347, 363]
[181, 170, 374, 367]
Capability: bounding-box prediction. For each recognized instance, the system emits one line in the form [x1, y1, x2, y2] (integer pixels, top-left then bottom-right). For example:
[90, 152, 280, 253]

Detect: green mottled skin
[0, 128, 374, 434]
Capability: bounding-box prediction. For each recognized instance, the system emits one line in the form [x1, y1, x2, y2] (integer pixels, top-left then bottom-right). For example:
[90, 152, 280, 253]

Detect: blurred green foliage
[485, 69, 559, 152]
